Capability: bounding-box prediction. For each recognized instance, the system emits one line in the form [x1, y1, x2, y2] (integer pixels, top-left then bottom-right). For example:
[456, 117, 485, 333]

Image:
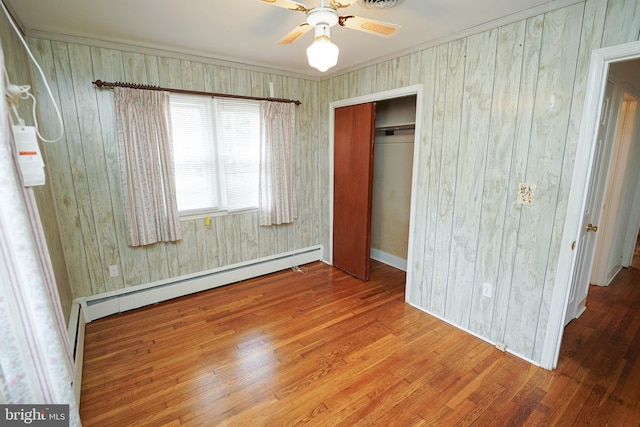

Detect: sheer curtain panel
[0, 46, 80, 424]
[114, 87, 182, 246]
[259, 101, 297, 226]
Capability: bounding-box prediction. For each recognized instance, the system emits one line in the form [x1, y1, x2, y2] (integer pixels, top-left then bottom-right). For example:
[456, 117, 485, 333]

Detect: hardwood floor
[80, 261, 640, 426]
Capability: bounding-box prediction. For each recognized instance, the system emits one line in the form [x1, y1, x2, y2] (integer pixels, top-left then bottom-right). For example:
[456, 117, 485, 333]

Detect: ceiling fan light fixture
[262, 0, 401, 72]
[307, 25, 339, 72]
[307, 35, 339, 72]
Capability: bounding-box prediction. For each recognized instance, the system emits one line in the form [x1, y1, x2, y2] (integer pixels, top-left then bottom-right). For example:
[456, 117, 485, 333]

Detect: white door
[564, 79, 619, 325]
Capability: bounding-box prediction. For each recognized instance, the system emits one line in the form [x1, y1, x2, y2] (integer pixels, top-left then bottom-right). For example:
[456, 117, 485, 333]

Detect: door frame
[592, 87, 640, 285]
[622, 94, 640, 266]
[541, 40, 640, 370]
[328, 85, 424, 271]
[564, 78, 621, 324]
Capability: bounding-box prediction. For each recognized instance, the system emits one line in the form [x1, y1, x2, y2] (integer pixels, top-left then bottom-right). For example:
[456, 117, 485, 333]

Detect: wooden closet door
[333, 102, 376, 280]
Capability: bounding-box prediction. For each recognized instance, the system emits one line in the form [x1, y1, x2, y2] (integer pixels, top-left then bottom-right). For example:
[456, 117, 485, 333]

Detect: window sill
[179, 207, 258, 222]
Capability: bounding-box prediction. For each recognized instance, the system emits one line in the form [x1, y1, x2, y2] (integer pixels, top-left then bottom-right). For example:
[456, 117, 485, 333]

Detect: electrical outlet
[496, 342, 507, 352]
[482, 282, 492, 298]
[518, 183, 536, 205]
[108, 265, 119, 277]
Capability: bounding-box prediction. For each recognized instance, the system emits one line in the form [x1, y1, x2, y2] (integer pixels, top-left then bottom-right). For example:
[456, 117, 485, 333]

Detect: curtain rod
[92, 80, 301, 106]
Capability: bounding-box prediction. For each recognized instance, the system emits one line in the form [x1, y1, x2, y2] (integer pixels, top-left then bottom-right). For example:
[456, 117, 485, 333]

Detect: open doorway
[591, 70, 640, 287]
[370, 95, 417, 272]
[329, 85, 423, 279]
[564, 61, 640, 323]
[543, 41, 640, 370]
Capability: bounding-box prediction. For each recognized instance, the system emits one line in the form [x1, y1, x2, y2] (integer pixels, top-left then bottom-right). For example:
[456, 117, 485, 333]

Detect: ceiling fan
[259, 0, 401, 72]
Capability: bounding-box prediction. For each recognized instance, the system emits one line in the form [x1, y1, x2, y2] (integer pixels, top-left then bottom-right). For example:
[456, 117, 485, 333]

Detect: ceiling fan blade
[278, 23, 312, 44]
[330, 1, 352, 9]
[339, 15, 400, 37]
[259, 0, 307, 12]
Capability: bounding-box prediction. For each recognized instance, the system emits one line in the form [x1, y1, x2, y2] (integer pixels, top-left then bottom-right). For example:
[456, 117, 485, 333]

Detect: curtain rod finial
[93, 80, 105, 87]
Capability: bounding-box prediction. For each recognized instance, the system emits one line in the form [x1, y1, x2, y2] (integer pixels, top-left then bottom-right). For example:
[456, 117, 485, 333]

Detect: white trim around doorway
[542, 40, 640, 370]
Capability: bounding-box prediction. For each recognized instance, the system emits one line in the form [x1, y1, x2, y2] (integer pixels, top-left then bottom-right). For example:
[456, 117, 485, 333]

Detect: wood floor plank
[80, 261, 640, 425]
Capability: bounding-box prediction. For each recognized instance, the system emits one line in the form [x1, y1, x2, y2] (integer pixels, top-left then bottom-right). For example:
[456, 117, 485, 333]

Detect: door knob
[585, 223, 598, 232]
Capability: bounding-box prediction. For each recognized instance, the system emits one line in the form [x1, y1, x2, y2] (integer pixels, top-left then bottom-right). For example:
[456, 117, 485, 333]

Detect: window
[169, 94, 260, 215]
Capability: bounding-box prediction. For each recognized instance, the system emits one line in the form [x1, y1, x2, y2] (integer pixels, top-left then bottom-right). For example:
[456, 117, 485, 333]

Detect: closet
[370, 95, 416, 271]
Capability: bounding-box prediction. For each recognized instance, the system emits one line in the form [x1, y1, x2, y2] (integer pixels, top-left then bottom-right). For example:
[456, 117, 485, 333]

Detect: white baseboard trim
[67, 301, 86, 407]
[78, 245, 323, 323]
[370, 248, 407, 271]
[604, 265, 623, 287]
[575, 300, 588, 319]
[407, 302, 542, 369]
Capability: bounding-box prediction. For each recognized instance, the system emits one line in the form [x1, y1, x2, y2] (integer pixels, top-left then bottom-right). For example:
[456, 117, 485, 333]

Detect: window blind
[169, 94, 260, 214]
[215, 98, 260, 211]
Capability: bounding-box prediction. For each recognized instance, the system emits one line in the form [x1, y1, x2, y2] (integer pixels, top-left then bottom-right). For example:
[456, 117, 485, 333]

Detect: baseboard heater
[76, 245, 323, 323]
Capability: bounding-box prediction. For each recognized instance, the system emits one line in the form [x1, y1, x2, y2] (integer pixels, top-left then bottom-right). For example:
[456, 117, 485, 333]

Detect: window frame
[168, 94, 261, 219]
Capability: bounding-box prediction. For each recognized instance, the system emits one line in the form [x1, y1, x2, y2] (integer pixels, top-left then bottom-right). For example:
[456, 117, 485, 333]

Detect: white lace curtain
[259, 101, 297, 226]
[114, 87, 182, 246]
[0, 47, 80, 424]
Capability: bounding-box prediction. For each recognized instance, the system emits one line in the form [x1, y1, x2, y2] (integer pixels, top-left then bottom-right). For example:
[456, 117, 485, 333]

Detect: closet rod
[92, 79, 302, 105]
[375, 123, 415, 132]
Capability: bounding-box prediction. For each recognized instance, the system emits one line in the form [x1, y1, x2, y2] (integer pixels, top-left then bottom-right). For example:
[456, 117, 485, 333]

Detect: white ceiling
[5, 0, 572, 78]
